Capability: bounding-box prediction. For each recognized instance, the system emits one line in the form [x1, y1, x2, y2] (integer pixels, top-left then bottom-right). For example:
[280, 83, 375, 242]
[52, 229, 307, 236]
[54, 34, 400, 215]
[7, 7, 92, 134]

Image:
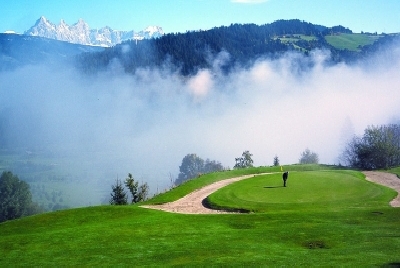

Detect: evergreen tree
[273, 155, 280, 166]
[109, 179, 128, 205]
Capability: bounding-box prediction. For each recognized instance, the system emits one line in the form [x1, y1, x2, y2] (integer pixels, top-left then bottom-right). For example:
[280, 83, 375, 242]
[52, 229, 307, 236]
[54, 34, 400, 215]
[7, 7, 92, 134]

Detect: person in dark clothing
[282, 171, 289, 187]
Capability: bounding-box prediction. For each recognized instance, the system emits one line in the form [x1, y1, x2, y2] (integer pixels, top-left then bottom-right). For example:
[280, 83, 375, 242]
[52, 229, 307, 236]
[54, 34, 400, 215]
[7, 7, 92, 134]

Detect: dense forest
[76, 19, 398, 76]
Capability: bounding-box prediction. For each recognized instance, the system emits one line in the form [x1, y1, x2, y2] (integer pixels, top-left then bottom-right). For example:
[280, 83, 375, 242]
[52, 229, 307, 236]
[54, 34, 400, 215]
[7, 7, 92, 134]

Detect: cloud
[188, 69, 213, 98]
[1, 38, 399, 206]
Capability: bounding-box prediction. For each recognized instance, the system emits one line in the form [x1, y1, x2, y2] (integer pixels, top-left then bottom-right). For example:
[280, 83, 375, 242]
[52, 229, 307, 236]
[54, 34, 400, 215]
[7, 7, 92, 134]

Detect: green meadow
[1, 165, 400, 266]
[325, 33, 380, 51]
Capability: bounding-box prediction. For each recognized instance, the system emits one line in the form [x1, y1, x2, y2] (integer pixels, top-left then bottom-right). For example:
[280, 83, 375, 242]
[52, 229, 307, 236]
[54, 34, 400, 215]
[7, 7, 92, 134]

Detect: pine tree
[273, 155, 280, 166]
[109, 179, 128, 205]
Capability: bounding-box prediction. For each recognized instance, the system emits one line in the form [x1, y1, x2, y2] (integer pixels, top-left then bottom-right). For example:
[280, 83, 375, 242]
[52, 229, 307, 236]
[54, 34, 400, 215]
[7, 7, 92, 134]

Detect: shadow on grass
[202, 198, 251, 213]
[303, 240, 329, 249]
[381, 263, 400, 268]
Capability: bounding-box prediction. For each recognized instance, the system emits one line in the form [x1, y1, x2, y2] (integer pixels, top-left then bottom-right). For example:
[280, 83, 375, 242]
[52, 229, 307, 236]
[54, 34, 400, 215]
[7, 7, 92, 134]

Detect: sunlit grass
[388, 166, 400, 178]
[207, 170, 396, 212]
[325, 33, 379, 51]
[1, 166, 400, 266]
[144, 164, 346, 205]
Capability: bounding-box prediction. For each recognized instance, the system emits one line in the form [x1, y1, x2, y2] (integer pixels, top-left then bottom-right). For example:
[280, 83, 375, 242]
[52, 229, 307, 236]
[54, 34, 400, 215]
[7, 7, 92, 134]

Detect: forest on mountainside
[75, 19, 398, 76]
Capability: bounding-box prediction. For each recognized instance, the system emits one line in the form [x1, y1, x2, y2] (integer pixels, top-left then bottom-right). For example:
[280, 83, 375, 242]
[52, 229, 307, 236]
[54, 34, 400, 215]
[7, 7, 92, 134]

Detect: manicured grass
[325, 33, 379, 51]
[207, 170, 396, 213]
[388, 166, 400, 178]
[143, 166, 281, 205]
[143, 164, 344, 205]
[1, 166, 400, 266]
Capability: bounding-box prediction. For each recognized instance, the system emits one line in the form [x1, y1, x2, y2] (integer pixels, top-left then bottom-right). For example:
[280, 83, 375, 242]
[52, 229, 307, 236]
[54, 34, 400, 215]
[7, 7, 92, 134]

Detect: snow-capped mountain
[24, 16, 163, 47]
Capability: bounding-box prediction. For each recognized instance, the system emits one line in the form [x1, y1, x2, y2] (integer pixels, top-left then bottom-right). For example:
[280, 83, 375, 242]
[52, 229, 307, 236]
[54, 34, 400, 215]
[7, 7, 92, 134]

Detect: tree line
[0, 169, 151, 222]
[76, 19, 394, 76]
[3, 123, 398, 221]
[176, 148, 320, 186]
[342, 124, 400, 170]
[175, 154, 224, 185]
[110, 173, 149, 205]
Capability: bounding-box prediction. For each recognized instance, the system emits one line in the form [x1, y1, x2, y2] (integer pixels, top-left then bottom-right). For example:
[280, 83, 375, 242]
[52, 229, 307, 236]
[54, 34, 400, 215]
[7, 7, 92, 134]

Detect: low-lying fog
[1, 42, 400, 202]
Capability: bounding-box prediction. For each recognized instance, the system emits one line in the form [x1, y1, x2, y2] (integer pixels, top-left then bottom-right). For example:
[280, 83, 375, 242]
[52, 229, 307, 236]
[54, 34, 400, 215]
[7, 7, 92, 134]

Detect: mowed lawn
[207, 171, 395, 212]
[1, 168, 400, 266]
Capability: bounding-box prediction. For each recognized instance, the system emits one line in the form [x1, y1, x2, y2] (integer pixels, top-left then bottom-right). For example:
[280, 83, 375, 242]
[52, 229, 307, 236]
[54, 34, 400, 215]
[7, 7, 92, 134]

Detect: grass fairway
[1, 167, 400, 266]
[207, 171, 395, 213]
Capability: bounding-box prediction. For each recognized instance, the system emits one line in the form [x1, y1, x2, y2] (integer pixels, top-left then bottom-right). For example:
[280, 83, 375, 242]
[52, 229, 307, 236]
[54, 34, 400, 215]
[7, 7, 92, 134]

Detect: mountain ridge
[24, 16, 164, 47]
[77, 19, 399, 76]
[2, 19, 399, 74]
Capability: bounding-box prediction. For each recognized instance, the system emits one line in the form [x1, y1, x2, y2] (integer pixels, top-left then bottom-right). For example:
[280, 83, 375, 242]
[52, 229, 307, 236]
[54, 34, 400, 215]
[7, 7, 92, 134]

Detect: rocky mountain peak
[24, 16, 163, 47]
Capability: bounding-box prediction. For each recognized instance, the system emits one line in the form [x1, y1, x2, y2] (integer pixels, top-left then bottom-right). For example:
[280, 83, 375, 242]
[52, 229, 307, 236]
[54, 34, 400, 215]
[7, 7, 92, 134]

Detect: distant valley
[1, 18, 399, 209]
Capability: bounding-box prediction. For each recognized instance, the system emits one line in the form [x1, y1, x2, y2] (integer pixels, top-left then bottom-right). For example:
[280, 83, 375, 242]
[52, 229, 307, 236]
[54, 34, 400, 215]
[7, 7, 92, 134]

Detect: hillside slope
[1, 168, 399, 266]
[76, 19, 399, 75]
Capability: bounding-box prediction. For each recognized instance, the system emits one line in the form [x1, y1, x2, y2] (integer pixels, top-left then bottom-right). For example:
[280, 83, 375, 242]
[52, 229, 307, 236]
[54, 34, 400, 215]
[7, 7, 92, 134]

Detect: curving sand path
[141, 173, 271, 214]
[363, 171, 400, 207]
[141, 171, 400, 214]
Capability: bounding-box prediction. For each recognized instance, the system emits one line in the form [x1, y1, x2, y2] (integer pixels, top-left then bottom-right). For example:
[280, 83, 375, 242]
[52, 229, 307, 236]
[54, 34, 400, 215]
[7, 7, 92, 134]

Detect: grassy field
[1, 165, 400, 266]
[275, 34, 317, 42]
[325, 33, 379, 51]
[207, 170, 394, 213]
[388, 166, 400, 178]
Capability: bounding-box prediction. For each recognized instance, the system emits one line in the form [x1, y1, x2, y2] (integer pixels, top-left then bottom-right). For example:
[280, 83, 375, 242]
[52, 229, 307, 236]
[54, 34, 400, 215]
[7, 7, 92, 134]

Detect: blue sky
[1, 0, 400, 34]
